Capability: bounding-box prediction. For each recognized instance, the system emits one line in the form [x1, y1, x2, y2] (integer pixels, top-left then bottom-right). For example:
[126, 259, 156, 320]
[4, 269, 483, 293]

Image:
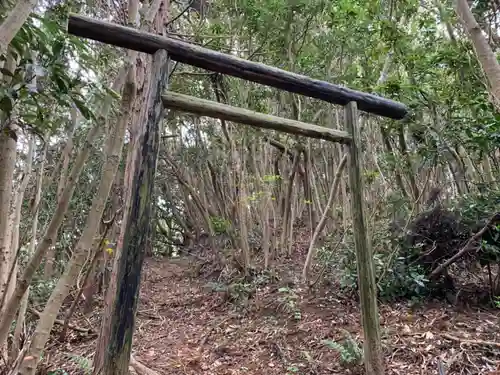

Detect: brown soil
[42, 256, 500, 375]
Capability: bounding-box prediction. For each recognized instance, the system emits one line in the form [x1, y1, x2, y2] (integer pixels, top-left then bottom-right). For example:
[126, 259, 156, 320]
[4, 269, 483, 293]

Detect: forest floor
[43, 254, 500, 375]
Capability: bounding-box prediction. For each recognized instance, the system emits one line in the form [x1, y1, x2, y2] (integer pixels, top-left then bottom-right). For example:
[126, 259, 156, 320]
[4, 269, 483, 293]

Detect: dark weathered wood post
[345, 101, 384, 375]
[102, 49, 169, 375]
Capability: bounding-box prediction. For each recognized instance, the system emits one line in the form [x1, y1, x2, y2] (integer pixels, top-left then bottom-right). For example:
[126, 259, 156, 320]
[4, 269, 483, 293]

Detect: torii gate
[67, 14, 408, 375]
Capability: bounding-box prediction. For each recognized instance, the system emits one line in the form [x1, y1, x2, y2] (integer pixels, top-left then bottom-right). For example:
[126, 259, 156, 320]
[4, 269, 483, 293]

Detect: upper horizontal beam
[162, 91, 351, 144]
[67, 14, 408, 120]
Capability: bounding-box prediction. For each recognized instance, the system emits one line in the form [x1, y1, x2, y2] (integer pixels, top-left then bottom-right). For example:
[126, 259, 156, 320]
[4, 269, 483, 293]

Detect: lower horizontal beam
[162, 92, 351, 144]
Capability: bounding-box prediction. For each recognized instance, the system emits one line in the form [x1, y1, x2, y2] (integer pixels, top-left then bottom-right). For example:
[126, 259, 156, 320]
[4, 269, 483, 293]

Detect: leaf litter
[42, 255, 500, 375]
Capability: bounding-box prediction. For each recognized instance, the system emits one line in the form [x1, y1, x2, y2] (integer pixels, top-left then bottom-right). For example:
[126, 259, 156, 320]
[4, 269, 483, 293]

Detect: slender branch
[430, 212, 500, 277]
[164, 0, 195, 27]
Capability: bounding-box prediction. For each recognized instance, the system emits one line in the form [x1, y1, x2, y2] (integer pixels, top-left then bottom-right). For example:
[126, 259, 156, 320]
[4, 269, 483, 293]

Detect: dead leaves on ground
[44, 257, 500, 375]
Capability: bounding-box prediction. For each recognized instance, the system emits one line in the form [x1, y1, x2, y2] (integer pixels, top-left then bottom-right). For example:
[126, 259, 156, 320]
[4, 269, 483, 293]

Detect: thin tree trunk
[18, 72, 135, 375]
[281, 151, 300, 254]
[286, 182, 298, 255]
[380, 126, 409, 200]
[12, 141, 46, 362]
[0, 0, 38, 53]
[0, 73, 124, 350]
[0, 122, 18, 357]
[482, 153, 496, 186]
[456, 0, 500, 109]
[44, 107, 79, 278]
[9, 135, 35, 361]
[397, 125, 419, 202]
[302, 154, 348, 281]
[60, 213, 117, 340]
[237, 144, 251, 271]
[253, 143, 272, 268]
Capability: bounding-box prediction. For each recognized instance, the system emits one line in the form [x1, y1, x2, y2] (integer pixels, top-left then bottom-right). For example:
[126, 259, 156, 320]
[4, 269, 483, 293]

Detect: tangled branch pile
[399, 196, 500, 300]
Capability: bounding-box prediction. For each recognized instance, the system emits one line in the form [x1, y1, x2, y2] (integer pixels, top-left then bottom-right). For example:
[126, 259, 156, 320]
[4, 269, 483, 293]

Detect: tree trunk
[44, 107, 79, 279]
[281, 151, 300, 254]
[302, 154, 347, 281]
[456, 0, 500, 110]
[12, 141, 46, 363]
[0, 0, 38, 53]
[380, 126, 409, 200]
[0, 52, 126, 345]
[0, 74, 124, 349]
[18, 71, 135, 375]
[0, 122, 18, 357]
[237, 140, 251, 270]
[9, 135, 35, 361]
[396, 125, 419, 202]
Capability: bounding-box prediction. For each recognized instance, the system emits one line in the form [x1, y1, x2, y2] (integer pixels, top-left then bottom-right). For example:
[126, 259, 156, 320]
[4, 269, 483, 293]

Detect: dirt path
[45, 257, 500, 375]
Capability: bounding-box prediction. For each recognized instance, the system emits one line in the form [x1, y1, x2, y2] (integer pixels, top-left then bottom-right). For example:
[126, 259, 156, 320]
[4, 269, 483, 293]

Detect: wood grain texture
[67, 14, 408, 119]
[162, 91, 351, 144]
[103, 50, 169, 375]
[345, 101, 384, 375]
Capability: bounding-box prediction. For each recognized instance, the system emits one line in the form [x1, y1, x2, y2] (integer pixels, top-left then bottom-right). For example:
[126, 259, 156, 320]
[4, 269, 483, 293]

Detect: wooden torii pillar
[66, 14, 408, 375]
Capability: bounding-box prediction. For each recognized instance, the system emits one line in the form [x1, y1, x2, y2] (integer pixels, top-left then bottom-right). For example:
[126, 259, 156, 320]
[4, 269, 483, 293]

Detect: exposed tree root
[442, 333, 500, 348]
[130, 355, 161, 375]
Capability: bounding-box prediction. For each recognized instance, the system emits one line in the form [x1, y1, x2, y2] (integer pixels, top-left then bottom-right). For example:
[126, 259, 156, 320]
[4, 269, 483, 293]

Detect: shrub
[319, 226, 429, 301]
[210, 216, 232, 234]
[332, 187, 500, 302]
[337, 243, 428, 300]
[278, 287, 301, 320]
[322, 330, 363, 367]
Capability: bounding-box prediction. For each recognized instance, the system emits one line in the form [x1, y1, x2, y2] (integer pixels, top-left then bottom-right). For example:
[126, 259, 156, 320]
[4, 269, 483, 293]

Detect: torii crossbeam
[68, 14, 407, 119]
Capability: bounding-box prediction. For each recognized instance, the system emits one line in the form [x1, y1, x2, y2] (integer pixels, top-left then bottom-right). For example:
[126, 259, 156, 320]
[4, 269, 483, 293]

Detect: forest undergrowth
[40, 256, 500, 375]
[3, 1, 500, 374]
[40, 187, 500, 375]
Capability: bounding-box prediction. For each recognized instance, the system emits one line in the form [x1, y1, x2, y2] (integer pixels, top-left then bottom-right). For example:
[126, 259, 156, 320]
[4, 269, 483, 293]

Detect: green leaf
[0, 95, 14, 113]
[72, 98, 93, 120]
[104, 86, 121, 100]
[52, 40, 64, 56]
[0, 68, 14, 77]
